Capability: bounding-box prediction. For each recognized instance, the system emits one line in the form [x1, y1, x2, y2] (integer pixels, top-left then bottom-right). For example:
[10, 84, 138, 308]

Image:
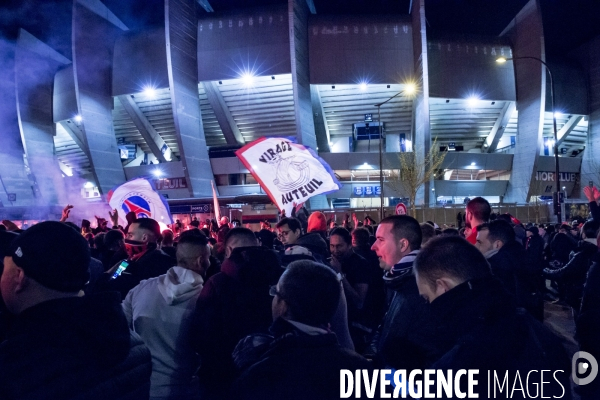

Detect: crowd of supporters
[0, 188, 599, 399]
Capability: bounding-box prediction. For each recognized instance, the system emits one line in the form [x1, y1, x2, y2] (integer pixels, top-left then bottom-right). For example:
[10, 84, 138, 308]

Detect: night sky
[1, 0, 599, 62]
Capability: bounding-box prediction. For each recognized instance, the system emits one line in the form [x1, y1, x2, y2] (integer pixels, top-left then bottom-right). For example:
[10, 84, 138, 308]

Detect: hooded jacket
[0, 292, 151, 400]
[295, 232, 329, 261]
[122, 266, 204, 399]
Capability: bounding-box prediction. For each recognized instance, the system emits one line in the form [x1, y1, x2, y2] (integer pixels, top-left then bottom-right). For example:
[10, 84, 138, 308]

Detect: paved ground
[544, 300, 580, 400]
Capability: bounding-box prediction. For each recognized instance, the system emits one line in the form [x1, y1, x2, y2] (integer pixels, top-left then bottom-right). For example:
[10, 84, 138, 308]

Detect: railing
[493, 143, 516, 154]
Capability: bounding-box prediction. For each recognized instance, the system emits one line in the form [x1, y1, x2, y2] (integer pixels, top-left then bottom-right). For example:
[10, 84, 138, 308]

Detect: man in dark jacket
[414, 236, 571, 398]
[525, 226, 546, 273]
[0, 221, 152, 399]
[366, 215, 442, 372]
[577, 249, 600, 400]
[190, 228, 283, 399]
[544, 220, 599, 316]
[95, 218, 175, 299]
[476, 221, 544, 320]
[232, 260, 372, 400]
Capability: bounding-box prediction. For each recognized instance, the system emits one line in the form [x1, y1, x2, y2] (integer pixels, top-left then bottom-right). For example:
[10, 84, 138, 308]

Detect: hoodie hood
[157, 266, 204, 305]
[296, 232, 328, 256]
[222, 246, 283, 285]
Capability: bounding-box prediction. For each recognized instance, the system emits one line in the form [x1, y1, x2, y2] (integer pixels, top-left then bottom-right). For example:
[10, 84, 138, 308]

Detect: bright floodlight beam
[404, 82, 416, 95]
[74, 114, 83, 123]
[496, 57, 509, 63]
[241, 72, 255, 86]
[143, 86, 157, 99]
[359, 82, 368, 91]
[467, 96, 479, 107]
[153, 169, 163, 178]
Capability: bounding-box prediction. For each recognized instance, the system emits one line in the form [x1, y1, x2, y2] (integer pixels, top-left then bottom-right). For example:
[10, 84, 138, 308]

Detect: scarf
[384, 250, 420, 281]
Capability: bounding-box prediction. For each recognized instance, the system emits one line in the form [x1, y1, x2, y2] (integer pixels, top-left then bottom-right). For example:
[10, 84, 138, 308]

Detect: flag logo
[108, 178, 172, 226]
[121, 194, 152, 218]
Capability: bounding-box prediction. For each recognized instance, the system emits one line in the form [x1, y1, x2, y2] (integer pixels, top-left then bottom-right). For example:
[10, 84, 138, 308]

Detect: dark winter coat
[190, 246, 283, 398]
[366, 269, 442, 371]
[94, 245, 175, 300]
[544, 240, 598, 310]
[576, 252, 600, 399]
[296, 232, 329, 261]
[232, 318, 372, 400]
[492, 240, 544, 320]
[0, 292, 152, 400]
[429, 276, 572, 399]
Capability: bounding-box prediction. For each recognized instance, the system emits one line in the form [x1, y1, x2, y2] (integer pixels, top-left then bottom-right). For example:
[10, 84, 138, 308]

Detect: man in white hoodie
[122, 234, 210, 400]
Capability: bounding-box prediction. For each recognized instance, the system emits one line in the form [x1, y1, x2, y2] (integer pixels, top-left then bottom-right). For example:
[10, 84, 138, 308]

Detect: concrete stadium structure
[0, 0, 599, 221]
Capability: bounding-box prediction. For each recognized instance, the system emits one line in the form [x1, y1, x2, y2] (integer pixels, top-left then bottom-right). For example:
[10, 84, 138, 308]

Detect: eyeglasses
[277, 230, 293, 240]
[269, 285, 284, 298]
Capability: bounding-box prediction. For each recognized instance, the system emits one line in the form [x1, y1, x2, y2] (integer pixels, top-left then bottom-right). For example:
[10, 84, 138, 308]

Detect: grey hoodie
[123, 266, 204, 400]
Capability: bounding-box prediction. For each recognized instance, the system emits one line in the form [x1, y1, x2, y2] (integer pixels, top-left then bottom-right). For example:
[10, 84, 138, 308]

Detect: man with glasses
[276, 217, 329, 263]
[275, 217, 302, 246]
[232, 260, 372, 400]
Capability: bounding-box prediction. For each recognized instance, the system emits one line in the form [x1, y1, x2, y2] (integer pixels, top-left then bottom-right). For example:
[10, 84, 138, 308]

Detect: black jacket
[232, 318, 372, 400]
[296, 232, 329, 261]
[491, 240, 544, 320]
[366, 269, 442, 371]
[0, 292, 152, 400]
[94, 245, 175, 300]
[429, 276, 571, 399]
[577, 252, 600, 399]
[544, 240, 597, 310]
[190, 246, 283, 398]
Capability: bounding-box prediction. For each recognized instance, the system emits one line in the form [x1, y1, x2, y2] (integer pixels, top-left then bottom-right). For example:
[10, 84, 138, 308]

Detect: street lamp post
[497, 56, 562, 223]
[374, 84, 416, 221]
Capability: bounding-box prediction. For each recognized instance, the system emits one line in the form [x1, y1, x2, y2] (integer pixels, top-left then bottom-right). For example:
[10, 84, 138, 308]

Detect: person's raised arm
[59, 204, 73, 222]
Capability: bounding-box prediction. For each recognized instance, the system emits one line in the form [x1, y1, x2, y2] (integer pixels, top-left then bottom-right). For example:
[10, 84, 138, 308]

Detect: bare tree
[386, 138, 446, 218]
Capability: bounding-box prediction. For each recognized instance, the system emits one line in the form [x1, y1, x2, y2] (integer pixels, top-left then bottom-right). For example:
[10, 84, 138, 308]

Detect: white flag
[235, 137, 341, 215]
[107, 178, 173, 226]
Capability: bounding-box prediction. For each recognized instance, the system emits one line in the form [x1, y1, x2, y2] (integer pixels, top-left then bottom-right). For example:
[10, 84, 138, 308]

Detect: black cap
[0, 231, 19, 260]
[526, 226, 539, 235]
[9, 221, 91, 292]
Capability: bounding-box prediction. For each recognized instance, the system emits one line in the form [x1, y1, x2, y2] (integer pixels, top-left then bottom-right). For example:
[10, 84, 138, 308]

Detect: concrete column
[502, 0, 546, 203]
[288, 0, 317, 149]
[15, 30, 70, 205]
[579, 37, 600, 195]
[72, 1, 127, 194]
[411, 0, 432, 206]
[166, 0, 216, 197]
[0, 39, 36, 208]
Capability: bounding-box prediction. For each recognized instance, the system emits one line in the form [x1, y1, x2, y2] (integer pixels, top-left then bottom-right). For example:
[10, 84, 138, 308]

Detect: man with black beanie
[0, 221, 151, 399]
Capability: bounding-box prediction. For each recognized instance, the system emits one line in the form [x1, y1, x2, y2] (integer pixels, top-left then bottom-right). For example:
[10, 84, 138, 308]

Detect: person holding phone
[95, 218, 175, 299]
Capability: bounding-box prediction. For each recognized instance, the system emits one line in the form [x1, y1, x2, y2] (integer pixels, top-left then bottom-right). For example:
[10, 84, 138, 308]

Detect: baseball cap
[9, 221, 91, 292]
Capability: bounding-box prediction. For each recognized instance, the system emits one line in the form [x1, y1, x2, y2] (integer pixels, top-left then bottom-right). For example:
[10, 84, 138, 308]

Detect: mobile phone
[590, 181, 594, 188]
[111, 261, 129, 279]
